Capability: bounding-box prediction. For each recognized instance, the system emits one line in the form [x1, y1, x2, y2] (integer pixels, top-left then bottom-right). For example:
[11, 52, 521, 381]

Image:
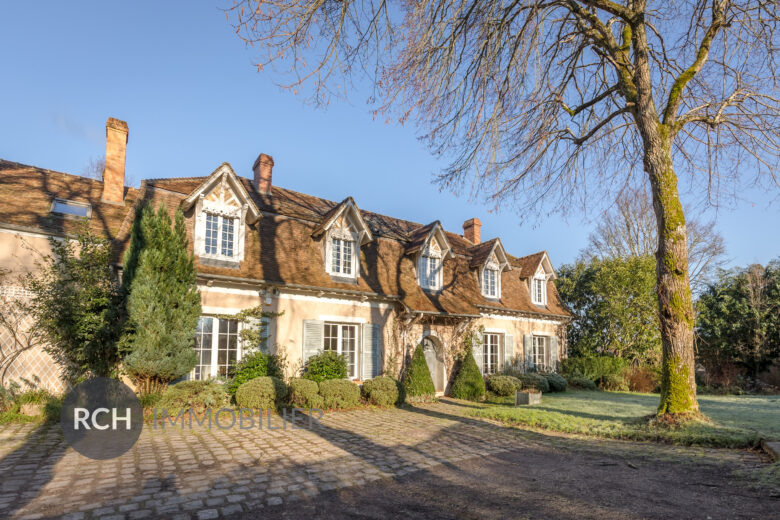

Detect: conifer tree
[450, 344, 485, 401]
[120, 203, 200, 395]
[403, 344, 435, 402]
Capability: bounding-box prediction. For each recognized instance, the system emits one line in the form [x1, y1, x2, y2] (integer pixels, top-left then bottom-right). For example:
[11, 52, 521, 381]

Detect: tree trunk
[641, 126, 699, 415]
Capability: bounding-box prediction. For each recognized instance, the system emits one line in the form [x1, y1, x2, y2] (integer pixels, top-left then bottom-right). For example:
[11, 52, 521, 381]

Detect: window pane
[341, 325, 356, 378]
[332, 239, 341, 273]
[205, 214, 219, 255]
[221, 217, 235, 257]
[343, 240, 353, 275]
[52, 199, 90, 217]
[324, 323, 338, 351]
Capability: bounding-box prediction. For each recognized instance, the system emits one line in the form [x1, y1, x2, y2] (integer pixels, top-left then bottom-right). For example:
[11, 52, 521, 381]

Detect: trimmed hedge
[403, 344, 436, 402]
[288, 378, 324, 409]
[158, 380, 229, 414]
[303, 351, 348, 383]
[235, 377, 288, 410]
[361, 376, 402, 406]
[560, 356, 628, 385]
[450, 349, 486, 401]
[319, 379, 360, 409]
[486, 375, 522, 396]
[227, 350, 284, 397]
[542, 373, 568, 392]
[567, 376, 597, 390]
[514, 373, 551, 393]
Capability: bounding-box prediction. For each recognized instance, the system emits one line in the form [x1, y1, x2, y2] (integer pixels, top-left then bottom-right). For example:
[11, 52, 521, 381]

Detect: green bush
[318, 379, 360, 409]
[361, 376, 402, 406]
[486, 375, 522, 396]
[450, 349, 486, 401]
[235, 376, 288, 410]
[560, 356, 629, 386]
[542, 373, 568, 392]
[567, 376, 597, 390]
[515, 373, 551, 393]
[157, 380, 229, 414]
[288, 378, 324, 409]
[303, 351, 348, 383]
[403, 344, 436, 402]
[139, 392, 163, 408]
[227, 350, 284, 397]
[599, 373, 629, 392]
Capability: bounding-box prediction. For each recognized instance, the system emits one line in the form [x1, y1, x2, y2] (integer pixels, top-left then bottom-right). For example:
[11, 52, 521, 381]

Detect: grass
[471, 390, 780, 449]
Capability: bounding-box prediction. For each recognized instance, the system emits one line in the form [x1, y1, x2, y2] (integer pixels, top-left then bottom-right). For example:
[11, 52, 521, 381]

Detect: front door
[422, 337, 446, 393]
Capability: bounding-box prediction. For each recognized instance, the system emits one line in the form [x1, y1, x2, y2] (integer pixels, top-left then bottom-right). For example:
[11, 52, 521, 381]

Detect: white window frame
[191, 316, 243, 380]
[482, 333, 502, 375]
[532, 277, 547, 305]
[50, 198, 92, 218]
[329, 236, 356, 277]
[419, 254, 442, 290]
[532, 335, 547, 370]
[202, 212, 237, 259]
[323, 322, 359, 379]
[194, 190, 247, 265]
[482, 267, 500, 298]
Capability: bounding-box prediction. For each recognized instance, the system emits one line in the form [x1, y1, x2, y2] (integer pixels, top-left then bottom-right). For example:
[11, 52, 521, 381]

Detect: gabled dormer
[311, 197, 373, 280]
[407, 221, 452, 291]
[528, 252, 556, 306]
[469, 238, 511, 299]
[181, 163, 261, 267]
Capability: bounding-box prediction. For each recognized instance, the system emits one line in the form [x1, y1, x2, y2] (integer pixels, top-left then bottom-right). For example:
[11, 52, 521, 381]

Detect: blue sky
[1, 1, 777, 269]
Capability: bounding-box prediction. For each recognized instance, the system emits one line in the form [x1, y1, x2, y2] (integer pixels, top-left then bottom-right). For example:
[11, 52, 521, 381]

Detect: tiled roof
[1, 159, 571, 319]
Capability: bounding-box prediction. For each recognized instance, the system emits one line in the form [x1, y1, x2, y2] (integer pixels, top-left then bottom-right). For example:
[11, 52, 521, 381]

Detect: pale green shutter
[503, 334, 514, 371]
[259, 317, 271, 354]
[549, 337, 559, 372]
[524, 334, 533, 370]
[472, 333, 484, 375]
[361, 323, 380, 379]
[302, 320, 324, 365]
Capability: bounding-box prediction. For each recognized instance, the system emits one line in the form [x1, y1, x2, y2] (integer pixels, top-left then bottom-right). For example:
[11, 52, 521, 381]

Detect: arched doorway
[421, 336, 446, 394]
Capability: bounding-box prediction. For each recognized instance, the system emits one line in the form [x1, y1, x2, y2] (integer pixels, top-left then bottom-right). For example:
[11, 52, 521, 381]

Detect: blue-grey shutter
[549, 336, 559, 372]
[302, 320, 324, 364]
[361, 323, 380, 379]
[524, 334, 533, 370]
[472, 334, 484, 375]
[503, 334, 514, 371]
[258, 317, 271, 354]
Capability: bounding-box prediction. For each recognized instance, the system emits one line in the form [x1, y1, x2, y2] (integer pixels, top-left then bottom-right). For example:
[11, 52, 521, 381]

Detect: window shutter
[361, 323, 380, 380]
[472, 334, 484, 375]
[259, 316, 271, 354]
[549, 337, 559, 372]
[302, 320, 324, 365]
[503, 334, 514, 371]
[524, 334, 533, 370]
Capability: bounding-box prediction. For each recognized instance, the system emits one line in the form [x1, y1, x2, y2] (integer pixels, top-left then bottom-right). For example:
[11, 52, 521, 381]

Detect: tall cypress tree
[120, 203, 200, 395]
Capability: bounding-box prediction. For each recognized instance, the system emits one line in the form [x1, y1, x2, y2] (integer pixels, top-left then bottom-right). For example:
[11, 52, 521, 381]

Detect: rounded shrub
[567, 376, 597, 390]
[599, 373, 629, 392]
[542, 373, 568, 392]
[157, 380, 229, 414]
[235, 377, 288, 410]
[361, 376, 401, 406]
[515, 373, 550, 393]
[227, 350, 284, 397]
[288, 378, 324, 409]
[403, 344, 436, 402]
[450, 349, 486, 401]
[318, 379, 360, 409]
[486, 375, 522, 396]
[303, 351, 348, 383]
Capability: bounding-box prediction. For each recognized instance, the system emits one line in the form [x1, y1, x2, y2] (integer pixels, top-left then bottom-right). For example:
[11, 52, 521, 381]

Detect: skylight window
[51, 199, 91, 218]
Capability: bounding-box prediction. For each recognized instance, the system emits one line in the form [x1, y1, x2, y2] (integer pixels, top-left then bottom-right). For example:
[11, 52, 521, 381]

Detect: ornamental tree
[228, 0, 779, 416]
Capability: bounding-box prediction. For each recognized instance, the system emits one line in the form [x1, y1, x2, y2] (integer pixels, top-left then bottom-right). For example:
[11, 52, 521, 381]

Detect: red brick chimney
[102, 117, 128, 204]
[253, 153, 274, 194]
[463, 218, 482, 244]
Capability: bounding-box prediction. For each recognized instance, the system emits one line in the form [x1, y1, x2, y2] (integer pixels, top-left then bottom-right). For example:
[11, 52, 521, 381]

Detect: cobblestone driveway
[0, 403, 530, 519]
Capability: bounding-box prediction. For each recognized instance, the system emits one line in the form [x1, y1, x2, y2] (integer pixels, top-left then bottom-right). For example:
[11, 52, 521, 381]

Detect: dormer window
[330, 236, 355, 276]
[182, 164, 260, 268]
[483, 267, 498, 298]
[480, 251, 504, 299]
[419, 241, 442, 290]
[204, 213, 236, 257]
[533, 277, 547, 305]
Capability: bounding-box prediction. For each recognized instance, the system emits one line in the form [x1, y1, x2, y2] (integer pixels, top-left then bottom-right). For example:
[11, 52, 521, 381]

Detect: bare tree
[228, 0, 779, 416]
[583, 188, 727, 292]
[81, 156, 105, 181]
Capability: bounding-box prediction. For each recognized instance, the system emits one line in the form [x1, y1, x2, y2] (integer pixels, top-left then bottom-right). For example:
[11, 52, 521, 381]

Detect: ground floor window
[483, 333, 501, 374]
[532, 335, 547, 370]
[324, 322, 358, 379]
[192, 316, 240, 380]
